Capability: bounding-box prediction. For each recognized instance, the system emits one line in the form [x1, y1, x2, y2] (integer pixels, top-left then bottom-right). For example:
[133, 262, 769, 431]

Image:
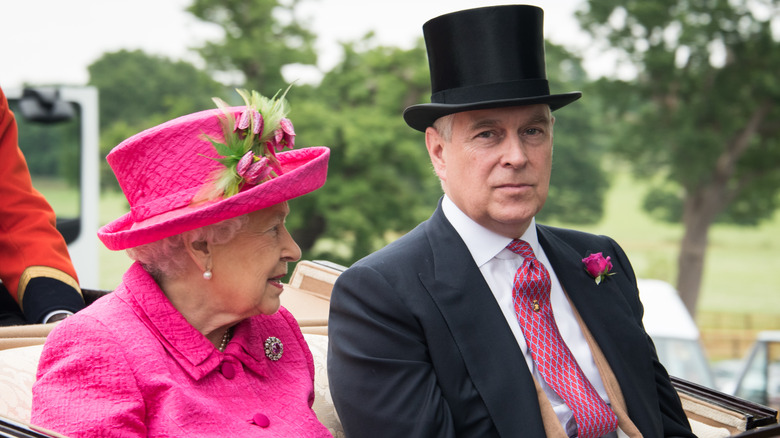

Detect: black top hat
[403, 5, 582, 132]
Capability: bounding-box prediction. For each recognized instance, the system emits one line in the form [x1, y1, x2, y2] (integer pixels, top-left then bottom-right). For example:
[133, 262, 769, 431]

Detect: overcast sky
[1, 0, 610, 89]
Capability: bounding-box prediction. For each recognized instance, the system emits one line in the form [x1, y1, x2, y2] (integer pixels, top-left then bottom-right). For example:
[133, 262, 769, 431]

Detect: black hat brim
[403, 91, 582, 132]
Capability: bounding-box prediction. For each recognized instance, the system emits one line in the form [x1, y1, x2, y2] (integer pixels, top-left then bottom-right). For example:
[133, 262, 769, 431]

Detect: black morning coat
[328, 200, 695, 438]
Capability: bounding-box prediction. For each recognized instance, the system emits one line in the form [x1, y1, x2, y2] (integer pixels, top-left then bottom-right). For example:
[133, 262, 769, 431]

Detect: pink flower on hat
[235, 150, 254, 175]
[236, 151, 272, 185]
[234, 108, 264, 135]
[279, 118, 295, 148]
[235, 110, 250, 131]
[200, 88, 297, 198]
[268, 118, 295, 152]
[252, 110, 264, 135]
[582, 252, 616, 285]
[96, 86, 331, 252]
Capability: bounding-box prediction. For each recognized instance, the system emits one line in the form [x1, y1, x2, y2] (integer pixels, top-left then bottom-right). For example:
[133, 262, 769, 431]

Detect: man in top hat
[328, 5, 695, 438]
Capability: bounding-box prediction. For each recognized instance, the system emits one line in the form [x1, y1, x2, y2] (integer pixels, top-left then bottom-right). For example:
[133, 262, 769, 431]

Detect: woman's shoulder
[43, 289, 152, 359]
[47, 293, 123, 336]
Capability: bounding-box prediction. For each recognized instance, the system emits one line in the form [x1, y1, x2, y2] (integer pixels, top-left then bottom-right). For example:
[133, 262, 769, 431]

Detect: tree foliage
[88, 49, 227, 130]
[88, 49, 228, 190]
[187, 0, 317, 95]
[85, 1, 610, 269]
[537, 43, 610, 225]
[12, 106, 80, 187]
[284, 37, 441, 265]
[286, 36, 610, 265]
[578, 0, 780, 314]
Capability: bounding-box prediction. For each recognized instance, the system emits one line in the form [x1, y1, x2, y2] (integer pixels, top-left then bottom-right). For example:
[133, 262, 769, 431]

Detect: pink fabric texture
[31, 262, 332, 437]
[96, 104, 330, 251]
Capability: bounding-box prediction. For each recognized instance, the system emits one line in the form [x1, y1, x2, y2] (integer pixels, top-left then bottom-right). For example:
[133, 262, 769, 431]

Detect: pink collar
[115, 262, 269, 381]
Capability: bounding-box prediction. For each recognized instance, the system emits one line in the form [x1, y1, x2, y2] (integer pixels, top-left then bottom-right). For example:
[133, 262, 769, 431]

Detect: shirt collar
[441, 195, 540, 266]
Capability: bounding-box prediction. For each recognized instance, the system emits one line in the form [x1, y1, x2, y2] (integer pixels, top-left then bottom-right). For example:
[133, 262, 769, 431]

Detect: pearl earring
[203, 270, 212, 280]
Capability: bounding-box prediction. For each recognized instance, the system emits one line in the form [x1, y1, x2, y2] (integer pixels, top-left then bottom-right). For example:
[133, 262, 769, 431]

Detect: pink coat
[31, 262, 332, 438]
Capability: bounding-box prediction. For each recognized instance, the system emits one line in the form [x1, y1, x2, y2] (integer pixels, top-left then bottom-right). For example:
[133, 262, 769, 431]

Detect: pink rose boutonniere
[582, 252, 616, 285]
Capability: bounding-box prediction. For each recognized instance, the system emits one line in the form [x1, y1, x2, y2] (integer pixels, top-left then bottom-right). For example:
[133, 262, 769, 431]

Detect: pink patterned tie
[507, 239, 618, 438]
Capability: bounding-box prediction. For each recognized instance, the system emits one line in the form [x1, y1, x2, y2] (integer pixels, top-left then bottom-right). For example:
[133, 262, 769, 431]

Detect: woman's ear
[184, 239, 211, 272]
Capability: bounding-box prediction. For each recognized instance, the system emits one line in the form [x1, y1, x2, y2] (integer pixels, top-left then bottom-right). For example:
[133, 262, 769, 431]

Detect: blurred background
[2, 0, 779, 405]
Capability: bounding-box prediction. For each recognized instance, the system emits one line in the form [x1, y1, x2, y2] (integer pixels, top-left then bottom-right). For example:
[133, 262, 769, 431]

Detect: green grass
[548, 171, 780, 315]
[32, 178, 80, 217]
[95, 171, 780, 315]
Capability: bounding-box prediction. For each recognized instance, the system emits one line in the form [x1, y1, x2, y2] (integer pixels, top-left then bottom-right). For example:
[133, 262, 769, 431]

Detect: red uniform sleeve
[0, 86, 80, 304]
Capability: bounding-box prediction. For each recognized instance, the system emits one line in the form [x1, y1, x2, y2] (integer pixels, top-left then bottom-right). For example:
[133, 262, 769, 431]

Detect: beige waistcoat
[534, 294, 644, 438]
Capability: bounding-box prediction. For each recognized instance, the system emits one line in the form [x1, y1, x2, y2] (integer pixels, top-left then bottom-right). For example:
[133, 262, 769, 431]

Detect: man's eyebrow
[527, 112, 553, 125]
[467, 113, 551, 131]
[467, 118, 501, 131]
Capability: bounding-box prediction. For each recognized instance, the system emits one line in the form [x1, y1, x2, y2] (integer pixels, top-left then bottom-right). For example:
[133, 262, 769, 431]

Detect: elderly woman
[31, 90, 332, 437]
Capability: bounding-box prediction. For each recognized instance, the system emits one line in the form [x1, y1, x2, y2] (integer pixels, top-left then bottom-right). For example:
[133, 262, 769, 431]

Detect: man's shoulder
[536, 224, 631, 270]
[537, 223, 615, 247]
[353, 220, 432, 269]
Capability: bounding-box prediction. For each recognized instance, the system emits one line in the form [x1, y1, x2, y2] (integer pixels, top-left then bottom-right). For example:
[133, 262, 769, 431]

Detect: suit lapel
[416, 208, 548, 437]
[536, 226, 634, 343]
[537, 226, 658, 435]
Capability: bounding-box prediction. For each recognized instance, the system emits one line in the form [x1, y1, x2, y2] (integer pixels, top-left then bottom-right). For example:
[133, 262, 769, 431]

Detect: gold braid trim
[18, 266, 82, 304]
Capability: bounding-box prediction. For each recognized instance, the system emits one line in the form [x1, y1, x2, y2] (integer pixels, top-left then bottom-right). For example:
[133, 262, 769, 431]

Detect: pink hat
[98, 89, 329, 251]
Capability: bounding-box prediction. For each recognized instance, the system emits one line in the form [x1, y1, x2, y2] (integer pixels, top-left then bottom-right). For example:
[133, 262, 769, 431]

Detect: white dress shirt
[442, 196, 622, 437]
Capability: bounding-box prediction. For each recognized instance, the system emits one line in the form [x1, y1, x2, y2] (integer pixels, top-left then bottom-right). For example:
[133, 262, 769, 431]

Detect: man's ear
[184, 239, 211, 272]
[425, 127, 446, 181]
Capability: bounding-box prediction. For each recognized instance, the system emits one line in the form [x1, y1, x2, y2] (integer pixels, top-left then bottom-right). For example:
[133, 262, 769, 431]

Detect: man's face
[425, 104, 554, 238]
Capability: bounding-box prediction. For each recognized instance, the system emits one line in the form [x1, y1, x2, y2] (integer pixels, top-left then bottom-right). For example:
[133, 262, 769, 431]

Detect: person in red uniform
[0, 85, 84, 325]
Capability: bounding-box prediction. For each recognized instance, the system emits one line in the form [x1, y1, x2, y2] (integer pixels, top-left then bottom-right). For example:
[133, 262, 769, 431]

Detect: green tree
[88, 49, 228, 190]
[13, 108, 80, 186]
[537, 43, 610, 225]
[578, 0, 780, 315]
[187, 0, 317, 95]
[285, 35, 608, 265]
[89, 49, 227, 130]
[285, 37, 440, 265]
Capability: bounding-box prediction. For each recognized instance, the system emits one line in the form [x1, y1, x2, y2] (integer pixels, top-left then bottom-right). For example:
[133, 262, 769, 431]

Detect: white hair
[126, 215, 248, 281]
[432, 114, 455, 141]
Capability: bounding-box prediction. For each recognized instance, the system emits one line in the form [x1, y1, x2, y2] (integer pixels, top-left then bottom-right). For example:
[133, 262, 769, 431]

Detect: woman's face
[208, 202, 301, 317]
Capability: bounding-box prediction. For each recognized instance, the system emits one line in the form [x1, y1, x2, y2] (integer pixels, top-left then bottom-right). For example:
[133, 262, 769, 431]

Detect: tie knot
[507, 239, 536, 259]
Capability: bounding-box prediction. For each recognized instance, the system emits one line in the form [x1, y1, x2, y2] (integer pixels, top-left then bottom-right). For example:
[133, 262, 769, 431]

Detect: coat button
[221, 362, 235, 379]
[252, 413, 270, 427]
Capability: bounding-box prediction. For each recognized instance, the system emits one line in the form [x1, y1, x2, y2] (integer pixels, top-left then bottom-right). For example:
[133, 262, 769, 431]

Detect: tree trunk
[676, 101, 772, 316]
[678, 168, 736, 317]
[677, 193, 717, 317]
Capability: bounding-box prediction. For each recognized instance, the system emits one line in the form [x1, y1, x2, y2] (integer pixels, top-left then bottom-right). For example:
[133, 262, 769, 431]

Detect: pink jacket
[32, 262, 332, 438]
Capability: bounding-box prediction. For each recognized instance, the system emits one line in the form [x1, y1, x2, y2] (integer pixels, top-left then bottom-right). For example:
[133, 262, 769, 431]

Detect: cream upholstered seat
[0, 343, 41, 423]
[0, 333, 758, 438]
[0, 261, 774, 437]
